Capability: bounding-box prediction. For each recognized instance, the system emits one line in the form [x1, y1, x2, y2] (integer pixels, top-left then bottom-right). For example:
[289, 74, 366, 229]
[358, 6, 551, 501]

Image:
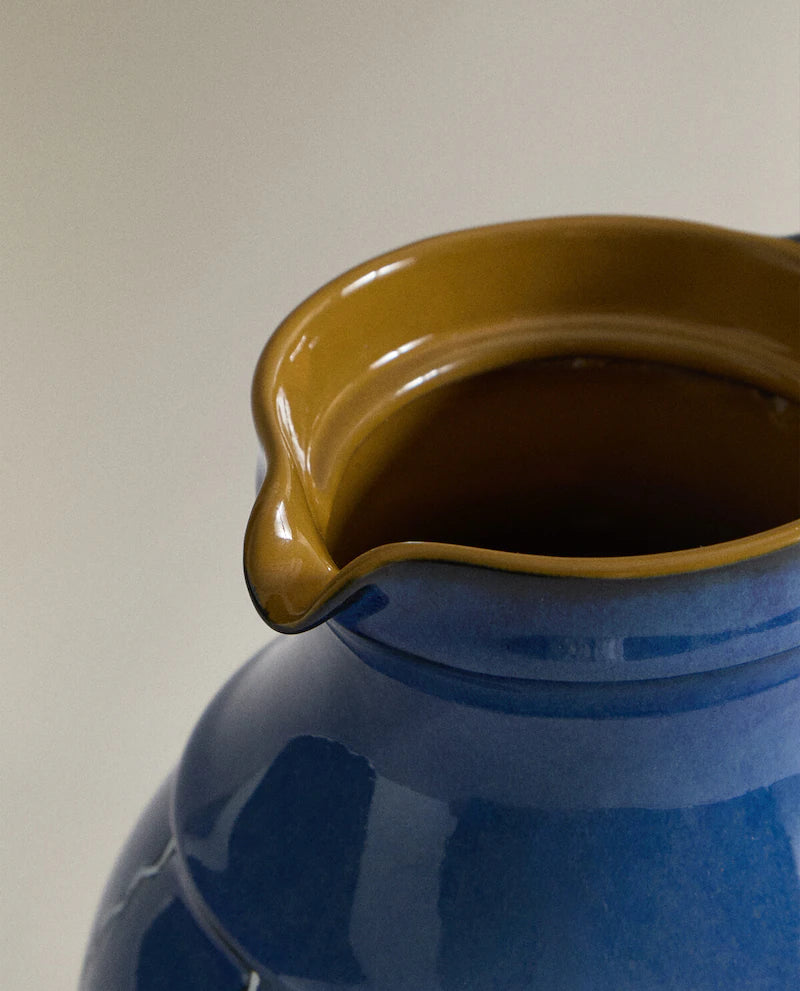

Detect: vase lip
[245, 215, 800, 632]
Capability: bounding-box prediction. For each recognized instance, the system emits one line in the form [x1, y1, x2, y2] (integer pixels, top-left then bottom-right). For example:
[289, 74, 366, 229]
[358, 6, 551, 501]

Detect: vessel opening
[325, 357, 800, 567]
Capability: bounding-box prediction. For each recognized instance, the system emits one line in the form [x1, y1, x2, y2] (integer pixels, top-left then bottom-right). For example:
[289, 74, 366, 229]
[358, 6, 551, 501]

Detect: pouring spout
[244, 217, 800, 633]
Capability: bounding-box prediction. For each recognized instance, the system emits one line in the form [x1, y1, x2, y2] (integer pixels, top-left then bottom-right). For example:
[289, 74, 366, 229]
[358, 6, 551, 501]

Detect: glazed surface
[82, 534, 800, 989]
[171, 621, 800, 989]
[81, 220, 800, 989]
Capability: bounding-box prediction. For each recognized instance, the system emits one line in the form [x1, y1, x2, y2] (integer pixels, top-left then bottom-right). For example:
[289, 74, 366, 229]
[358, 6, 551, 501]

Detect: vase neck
[328, 549, 800, 685]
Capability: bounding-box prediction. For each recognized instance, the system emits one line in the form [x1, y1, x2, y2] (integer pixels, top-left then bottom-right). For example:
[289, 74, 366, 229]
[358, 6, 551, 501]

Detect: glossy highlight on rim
[246, 216, 800, 631]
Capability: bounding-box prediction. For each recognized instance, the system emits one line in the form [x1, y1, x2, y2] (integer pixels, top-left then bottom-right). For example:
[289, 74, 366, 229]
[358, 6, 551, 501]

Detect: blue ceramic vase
[81, 218, 800, 990]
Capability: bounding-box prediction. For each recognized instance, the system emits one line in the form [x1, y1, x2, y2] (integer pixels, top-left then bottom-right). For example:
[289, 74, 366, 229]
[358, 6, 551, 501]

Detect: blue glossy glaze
[83, 539, 800, 989]
[80, 223, 800, 989]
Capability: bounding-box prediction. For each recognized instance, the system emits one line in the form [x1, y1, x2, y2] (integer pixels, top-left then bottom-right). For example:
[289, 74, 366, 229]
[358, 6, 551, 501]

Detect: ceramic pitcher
[81, 217, 800, 990]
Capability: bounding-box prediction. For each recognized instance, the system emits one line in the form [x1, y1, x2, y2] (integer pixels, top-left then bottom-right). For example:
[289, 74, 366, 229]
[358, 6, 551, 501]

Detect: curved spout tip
[244, 463, 339, 632]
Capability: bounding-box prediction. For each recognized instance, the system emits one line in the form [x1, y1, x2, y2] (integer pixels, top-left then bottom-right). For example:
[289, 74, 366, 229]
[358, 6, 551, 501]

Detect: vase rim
[245, 215, 800, 632]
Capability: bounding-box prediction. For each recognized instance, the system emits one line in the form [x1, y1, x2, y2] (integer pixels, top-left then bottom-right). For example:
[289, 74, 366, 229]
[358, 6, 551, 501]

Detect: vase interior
[326, 356, 800, 567]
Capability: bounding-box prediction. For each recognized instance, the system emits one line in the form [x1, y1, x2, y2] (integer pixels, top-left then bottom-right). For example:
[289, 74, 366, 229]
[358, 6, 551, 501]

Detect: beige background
[2, 1, 799, 986]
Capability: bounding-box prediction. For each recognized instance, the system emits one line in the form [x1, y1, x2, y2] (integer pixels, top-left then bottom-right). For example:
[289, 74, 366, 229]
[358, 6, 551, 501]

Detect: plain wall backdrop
[2, 1, 799, 985]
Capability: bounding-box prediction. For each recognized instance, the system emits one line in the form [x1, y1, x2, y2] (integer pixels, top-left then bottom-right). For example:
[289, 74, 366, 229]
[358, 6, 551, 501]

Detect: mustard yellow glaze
[245, 217, 800, 631]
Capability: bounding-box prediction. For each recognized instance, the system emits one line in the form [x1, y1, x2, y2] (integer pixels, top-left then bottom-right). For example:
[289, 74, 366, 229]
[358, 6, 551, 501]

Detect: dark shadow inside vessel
[325, 357, 800, 567]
